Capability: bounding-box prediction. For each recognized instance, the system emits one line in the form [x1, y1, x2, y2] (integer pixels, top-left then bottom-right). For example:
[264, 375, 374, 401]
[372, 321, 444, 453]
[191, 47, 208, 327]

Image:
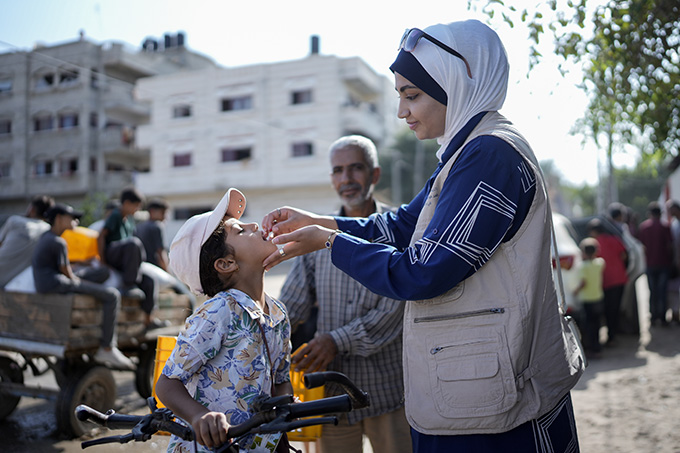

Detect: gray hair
[329, 135, 379, 170]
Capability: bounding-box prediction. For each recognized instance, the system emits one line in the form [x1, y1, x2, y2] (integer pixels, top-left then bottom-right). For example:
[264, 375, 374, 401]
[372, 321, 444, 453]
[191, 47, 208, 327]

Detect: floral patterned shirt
[163, 289, 291, 453]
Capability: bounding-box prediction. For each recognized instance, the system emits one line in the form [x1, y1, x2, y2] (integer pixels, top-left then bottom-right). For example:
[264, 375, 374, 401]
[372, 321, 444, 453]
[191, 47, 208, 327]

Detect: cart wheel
[56, 365, 116, 438]
[135, 342, 156, 399]
[0, 356, 24, 420]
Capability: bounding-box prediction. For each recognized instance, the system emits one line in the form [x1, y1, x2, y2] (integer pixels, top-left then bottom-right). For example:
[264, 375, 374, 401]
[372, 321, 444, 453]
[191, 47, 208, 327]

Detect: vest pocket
[427, 325, 517, 419]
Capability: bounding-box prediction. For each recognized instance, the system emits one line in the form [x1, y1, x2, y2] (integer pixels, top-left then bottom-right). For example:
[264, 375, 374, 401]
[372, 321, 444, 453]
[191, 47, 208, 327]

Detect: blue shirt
[332, 112, 536, 301]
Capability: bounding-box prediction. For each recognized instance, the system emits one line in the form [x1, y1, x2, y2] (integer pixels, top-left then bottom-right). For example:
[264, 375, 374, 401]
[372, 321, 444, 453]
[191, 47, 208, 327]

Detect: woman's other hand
[263, 225, 335, 271]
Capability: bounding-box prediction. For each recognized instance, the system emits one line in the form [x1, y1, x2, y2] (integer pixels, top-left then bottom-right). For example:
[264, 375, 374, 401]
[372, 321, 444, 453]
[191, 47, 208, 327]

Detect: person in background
[279, 135, 411, 453]
[587, 218, 628, 346]
[608, 202, 629, 234]
[97, 187, 159, 329]
[665, 199, 680, 324]
[32, 203, 134, 370]
[155, 188, 292, 453]
[0, 195, 54, 288]
[573, 238, 606, 359]
[88, 199, 120, 233]
[637, 201, 674, 326]
[135, 198, 170, 271]
[261, 20, 583, 453]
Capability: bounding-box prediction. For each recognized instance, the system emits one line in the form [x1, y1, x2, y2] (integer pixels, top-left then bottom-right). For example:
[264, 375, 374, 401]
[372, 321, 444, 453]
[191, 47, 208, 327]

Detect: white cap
[169, 188, 246, 295]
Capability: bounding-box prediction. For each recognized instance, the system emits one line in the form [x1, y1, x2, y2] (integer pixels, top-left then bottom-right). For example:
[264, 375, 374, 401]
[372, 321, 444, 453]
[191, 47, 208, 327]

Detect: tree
[376, 129, 440, 205]
[469, 0, 680, 182]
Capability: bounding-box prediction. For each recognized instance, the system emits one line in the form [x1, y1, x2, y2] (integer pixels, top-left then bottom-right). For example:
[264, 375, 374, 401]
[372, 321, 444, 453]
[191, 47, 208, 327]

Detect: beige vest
[403, 112, 584, 435]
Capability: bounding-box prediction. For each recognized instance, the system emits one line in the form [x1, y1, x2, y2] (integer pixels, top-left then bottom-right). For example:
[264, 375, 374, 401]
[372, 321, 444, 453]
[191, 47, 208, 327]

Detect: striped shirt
[279, 202, 406, 425]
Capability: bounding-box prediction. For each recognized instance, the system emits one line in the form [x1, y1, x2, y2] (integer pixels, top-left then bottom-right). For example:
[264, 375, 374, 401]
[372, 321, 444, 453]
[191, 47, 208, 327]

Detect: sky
[0, 0, 637, 186]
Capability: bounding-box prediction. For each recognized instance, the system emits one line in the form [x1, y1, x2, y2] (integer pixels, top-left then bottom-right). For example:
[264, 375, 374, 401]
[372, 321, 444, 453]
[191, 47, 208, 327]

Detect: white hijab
[409, 20, 509, 161]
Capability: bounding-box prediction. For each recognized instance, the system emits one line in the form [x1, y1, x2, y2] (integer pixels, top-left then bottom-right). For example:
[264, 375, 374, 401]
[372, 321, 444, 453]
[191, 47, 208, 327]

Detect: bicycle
[75, 370, 370, 453]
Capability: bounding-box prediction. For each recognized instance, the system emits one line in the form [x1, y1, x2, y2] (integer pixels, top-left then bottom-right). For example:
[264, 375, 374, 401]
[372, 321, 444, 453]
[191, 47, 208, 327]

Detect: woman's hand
[263, 225, 335, 271]
[262, 207, 337, 239]
[191, 411, 230, 449]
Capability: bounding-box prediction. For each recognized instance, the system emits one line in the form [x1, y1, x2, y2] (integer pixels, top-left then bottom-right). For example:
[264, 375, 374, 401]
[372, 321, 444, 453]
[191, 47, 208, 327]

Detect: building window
[173, 152, 192, 167]
[291, 89, 313, 105]
[0, 119, 11, 135]
[0, 79, 12, 94]
[90, 157, 97, 173]
[35, 73, 55, 91]
[89, 112, 99, 128]
[292, 142, 313, 157]
[33, 160, 54, 177]
[221, 95, 253, 112]
[59, 157, 78, 175]
[221, 147, 252, 162]
[34, 114, 54, 131]
[59, 70, 79, 87]
[0, 162, 10, 178]
[172, 104, 192, 118]
[59, 112, 79, 129]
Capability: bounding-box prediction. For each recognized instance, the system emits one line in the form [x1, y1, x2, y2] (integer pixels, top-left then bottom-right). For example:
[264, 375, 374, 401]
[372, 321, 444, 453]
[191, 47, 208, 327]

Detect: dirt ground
[570, 309, 680, 453]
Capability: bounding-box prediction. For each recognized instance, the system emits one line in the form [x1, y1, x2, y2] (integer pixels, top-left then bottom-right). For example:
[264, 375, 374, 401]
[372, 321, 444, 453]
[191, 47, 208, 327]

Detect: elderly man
[279, 135, 412, 453]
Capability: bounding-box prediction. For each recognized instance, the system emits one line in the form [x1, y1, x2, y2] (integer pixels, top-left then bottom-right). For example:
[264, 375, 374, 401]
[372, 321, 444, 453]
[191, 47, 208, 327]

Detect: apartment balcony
[102, 43, 158, 79]
[103, 82, 150, 122]
[99, 128, 150, 170]
[341, 103, 385, 139]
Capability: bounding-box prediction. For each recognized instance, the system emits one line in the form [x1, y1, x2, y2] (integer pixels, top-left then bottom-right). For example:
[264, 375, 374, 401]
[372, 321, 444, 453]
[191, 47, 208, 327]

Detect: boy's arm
[155, 374, 230, 449]
[274, 380, 294, 397]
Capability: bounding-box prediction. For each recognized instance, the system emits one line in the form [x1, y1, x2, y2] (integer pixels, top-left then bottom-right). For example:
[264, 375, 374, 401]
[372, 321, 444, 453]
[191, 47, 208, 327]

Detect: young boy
[574, 237, 606, 358]
[97, 187, 159, 329]
[32, 203, 134, 370]
[155, 188, 293, 453]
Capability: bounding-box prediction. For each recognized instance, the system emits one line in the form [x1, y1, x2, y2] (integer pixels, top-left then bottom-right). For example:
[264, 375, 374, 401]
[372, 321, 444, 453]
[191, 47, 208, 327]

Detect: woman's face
[394, 72, 447, 140]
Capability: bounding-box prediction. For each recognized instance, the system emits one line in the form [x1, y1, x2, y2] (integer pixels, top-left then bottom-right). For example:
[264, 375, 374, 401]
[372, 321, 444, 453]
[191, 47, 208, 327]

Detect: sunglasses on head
[399, 28, 472, 78]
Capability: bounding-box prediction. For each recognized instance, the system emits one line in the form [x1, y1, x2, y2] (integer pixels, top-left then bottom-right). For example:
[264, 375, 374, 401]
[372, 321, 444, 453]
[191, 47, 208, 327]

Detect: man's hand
[291, 334, 338, 373]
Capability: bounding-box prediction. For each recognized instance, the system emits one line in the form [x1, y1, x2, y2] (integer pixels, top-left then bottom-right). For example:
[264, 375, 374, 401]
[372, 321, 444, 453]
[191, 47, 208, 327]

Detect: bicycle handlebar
[77, 371, 370, 451]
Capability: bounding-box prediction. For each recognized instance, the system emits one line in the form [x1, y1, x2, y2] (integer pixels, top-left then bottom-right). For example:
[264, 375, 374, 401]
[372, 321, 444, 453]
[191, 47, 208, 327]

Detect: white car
[551, 213, 583, 318]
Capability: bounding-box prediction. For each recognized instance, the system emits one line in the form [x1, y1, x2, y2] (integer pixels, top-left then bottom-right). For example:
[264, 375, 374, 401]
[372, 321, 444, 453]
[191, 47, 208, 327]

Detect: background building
[135, 36, 399, 239]
[0, 31, 215, 223]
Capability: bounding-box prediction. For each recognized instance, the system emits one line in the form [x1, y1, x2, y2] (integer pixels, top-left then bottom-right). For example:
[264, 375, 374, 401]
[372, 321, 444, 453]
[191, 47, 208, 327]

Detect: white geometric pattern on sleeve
[518, 161, 536, 193]
[372, 212, 395, 244]
[410, 181, 517, 269]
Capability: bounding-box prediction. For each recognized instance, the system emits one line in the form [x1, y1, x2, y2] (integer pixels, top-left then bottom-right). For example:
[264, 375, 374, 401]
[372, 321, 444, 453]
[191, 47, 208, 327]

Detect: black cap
[46, 203, 83, 223]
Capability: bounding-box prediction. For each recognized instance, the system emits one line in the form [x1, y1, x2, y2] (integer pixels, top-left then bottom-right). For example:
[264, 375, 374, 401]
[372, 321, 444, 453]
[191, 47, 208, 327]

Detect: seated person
[134, 198, 170, 271]
[97, 187, 161, 330]
[32, 203, 134, 370]
[0, 195, 54, 288]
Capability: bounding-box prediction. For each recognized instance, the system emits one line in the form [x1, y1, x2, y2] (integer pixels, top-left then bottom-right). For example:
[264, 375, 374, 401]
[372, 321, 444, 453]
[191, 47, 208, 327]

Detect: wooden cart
[0, 290, 193, 437]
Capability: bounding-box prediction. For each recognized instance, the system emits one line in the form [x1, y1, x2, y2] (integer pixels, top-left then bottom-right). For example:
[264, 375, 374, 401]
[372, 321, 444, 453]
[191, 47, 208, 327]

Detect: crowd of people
[0, 188, 175, 369]
[573, 200, 680, 360]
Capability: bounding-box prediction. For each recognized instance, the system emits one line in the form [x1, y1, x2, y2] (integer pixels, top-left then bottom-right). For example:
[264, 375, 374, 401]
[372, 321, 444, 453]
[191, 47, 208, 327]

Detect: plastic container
[152, 335, 177, 408]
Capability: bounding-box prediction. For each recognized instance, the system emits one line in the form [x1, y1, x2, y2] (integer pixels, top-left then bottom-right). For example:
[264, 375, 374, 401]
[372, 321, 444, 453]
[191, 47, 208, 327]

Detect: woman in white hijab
[262, 20, 584, 452]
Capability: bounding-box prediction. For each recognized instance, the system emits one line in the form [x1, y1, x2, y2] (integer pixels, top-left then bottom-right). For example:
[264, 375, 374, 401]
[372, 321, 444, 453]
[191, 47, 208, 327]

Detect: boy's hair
[120, 187, 144, 204]
[31, 195, 55, 219]
[199, 222, 236, 297]
[147, 198, 169, 211]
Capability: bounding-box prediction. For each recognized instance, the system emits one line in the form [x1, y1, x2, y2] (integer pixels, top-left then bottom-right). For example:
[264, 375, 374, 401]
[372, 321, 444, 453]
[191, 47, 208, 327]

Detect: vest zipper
[414, 307, 505, 324]
[430, 338, 493, 355]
